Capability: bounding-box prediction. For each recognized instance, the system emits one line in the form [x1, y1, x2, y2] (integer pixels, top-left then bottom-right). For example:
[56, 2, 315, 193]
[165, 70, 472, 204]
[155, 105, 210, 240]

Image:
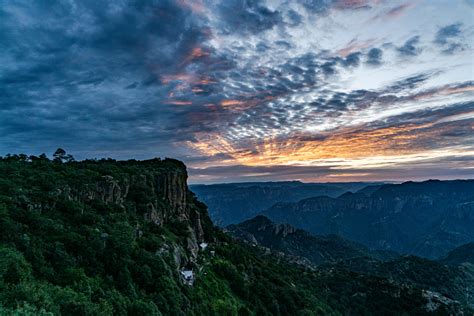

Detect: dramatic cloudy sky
[1, 0, 473, 183]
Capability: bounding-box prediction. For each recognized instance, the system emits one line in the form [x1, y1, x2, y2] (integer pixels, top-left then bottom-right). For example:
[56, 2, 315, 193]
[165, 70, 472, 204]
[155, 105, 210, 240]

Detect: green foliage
[0, 156, 467, 315]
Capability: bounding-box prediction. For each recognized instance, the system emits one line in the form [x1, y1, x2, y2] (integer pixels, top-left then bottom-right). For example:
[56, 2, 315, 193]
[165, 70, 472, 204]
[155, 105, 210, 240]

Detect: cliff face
[92, 167, 206, 261]
[1, 156, 471, 315]
[91, 169, 189, 222]
[18, 158, 210, 264]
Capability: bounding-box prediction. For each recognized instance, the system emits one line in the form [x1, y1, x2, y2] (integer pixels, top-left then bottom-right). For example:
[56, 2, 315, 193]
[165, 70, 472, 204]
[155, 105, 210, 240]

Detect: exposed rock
[272, 223, 296, 237]
[96, 175, 128, 205]
[144, 202, 163, 226]
[154, 170, 188, 217]
[423, 290, 458, 312]
[39, 160, 209, 268]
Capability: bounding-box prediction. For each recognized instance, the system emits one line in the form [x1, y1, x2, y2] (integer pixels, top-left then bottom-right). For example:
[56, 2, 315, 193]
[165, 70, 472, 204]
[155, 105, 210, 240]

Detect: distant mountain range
[440, 242, 474, 266]
[261, 179, 474, 258]
[2, 156, 472, 314]
[191, 181, 383, 225]
[226, 215, 398, 266]
[227, 215, 474, 310]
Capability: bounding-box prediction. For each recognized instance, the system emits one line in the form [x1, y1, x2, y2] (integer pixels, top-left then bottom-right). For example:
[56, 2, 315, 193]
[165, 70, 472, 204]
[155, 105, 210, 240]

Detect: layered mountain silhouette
[226, 215, 398, 266]
[261, 180, 474, 258]
[1, 155, 472, 314]
[440, 242, 474, 266]
[191, 181, 381, 225]
[228, 215, 474, 310]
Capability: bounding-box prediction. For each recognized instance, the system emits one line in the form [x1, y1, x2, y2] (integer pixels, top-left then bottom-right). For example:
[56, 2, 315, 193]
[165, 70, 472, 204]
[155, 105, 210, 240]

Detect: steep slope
[440, 242, 474, 266]
[324, 255, 474, 310]
[262, 180, 474, 258]
[226, 215, 398, 265]
[228, 216, 474, 310]
[190, 181, 380, 225]
[413, 202, 474, 258]
[0, 155, 467, 315]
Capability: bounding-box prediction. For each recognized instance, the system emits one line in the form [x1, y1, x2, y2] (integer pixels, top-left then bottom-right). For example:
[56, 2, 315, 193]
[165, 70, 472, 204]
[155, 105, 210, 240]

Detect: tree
[53, 148, 66, 162]
[53, 148, 74, 163]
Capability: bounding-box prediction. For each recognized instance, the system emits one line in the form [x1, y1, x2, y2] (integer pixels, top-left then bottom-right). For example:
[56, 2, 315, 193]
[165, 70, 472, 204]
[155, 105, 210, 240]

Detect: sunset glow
[0, 0, 473, 183]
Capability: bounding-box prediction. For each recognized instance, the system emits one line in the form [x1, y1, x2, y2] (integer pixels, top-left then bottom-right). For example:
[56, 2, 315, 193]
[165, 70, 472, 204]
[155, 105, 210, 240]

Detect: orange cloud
[161, 73, 195, 84]
[165, 100, 192, 105]
[221, 100, 244, 107]
[175, 0, 205, 15]
[187, 119, 472, 170]
[412, 83, 474, 100]
[179, 46, 210, 67]
[337, 38, 376, 57]
[368, 2, 417, 22]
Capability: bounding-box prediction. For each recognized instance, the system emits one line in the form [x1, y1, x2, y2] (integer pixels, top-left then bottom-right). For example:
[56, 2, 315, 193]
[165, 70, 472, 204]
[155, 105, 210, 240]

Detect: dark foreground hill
[262, 180, 474, 258]
[190, 181, 379, 225]
[0, 154, 469, 315]
[227, 216, 474, 311]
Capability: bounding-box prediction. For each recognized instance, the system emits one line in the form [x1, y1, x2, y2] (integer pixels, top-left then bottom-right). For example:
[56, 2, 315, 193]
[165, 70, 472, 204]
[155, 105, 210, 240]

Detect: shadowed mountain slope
[262, 180, 474, 258]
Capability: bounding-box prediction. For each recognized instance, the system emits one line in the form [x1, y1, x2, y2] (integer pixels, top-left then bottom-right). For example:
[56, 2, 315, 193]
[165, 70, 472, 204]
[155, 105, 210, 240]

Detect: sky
[1, 0, 473, 183]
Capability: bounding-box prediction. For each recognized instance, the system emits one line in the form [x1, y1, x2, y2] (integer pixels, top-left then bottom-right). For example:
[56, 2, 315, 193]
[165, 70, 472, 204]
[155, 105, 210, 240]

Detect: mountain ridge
[261, 179, 474, 258]
[0, 154, 470, 315]
[226, 215, 398, 265]
[191, 181, 382, 225]
[228, 215, 474, 310]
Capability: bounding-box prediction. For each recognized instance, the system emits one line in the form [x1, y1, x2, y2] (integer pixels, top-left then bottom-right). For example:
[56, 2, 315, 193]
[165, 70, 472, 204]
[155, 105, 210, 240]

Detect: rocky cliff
[15, 158, 210, 265]
[1, 155, 471, 315]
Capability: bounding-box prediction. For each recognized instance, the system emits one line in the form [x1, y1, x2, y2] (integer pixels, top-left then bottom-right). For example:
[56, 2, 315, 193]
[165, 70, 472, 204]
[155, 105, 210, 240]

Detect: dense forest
[0, 152, 470, 315]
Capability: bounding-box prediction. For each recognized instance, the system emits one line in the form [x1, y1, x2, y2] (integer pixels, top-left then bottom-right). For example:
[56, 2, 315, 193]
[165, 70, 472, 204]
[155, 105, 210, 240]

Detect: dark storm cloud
[385, 73, 433, 92]
[217, 0, 283, 34]
[0, 0, 238, 157]
[341, 52, 361, 67]
[434, 23, 463, 45]
[1, 0, 472, 183]
[298, 0, 333, 14]
[297, 0, 372, 15]
[397, 36, 421, 57]
[366, 47, 383, 65]
[367, 101, 474, 130]
[286, 9, 304, 26]
[434, 23, 465, 54]
[321, 60, 338, 75]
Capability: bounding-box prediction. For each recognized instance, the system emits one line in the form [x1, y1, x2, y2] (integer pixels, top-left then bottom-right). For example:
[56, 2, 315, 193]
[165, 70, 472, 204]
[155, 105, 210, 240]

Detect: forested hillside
[0, 154, 468, 315]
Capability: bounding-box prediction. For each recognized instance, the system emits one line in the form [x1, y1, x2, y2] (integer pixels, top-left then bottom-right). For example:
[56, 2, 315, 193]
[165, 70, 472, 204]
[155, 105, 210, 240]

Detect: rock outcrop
[20, 158, 208, 265]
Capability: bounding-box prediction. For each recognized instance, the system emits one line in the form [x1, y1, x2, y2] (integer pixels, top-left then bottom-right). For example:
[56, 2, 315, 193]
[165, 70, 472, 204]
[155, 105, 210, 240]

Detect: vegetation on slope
[0, 153, 465, 315]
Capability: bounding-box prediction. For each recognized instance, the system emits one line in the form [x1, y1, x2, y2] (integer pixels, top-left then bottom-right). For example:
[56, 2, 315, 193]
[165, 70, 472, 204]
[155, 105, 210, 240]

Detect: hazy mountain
[228, 215, 474, 310]
[262, 179, 474, 258]
[191, 181, 382, 225]
[226, 215, 398, 265]
[440, 242, 474, 266]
